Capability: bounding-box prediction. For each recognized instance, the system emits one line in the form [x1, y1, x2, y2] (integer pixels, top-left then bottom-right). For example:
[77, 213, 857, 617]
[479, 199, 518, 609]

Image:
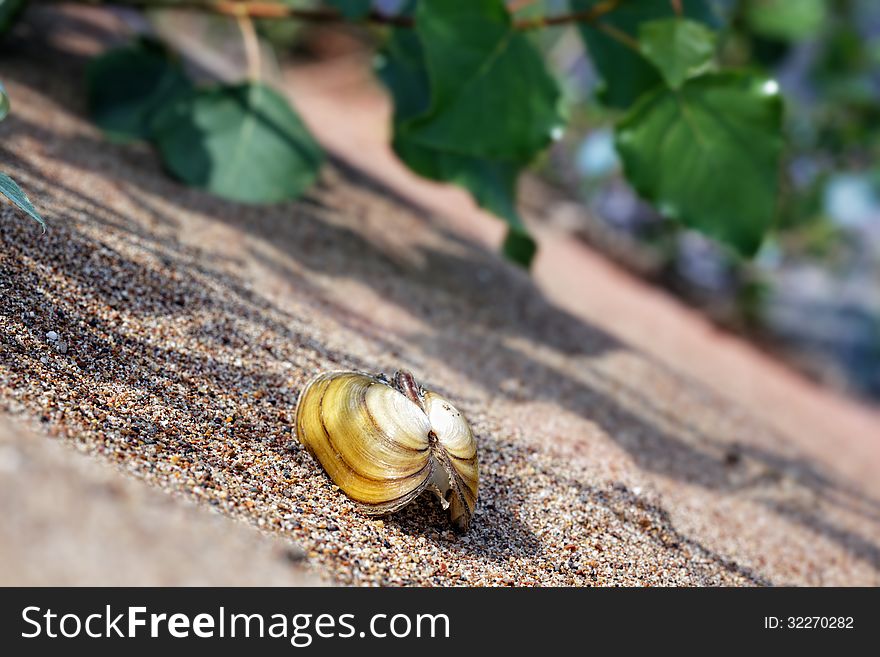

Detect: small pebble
[46, 331, 59, 341]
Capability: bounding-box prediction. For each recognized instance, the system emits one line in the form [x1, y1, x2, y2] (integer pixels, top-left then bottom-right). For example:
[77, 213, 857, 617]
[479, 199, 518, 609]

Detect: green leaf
[405, 0, 563, 163]
[326, 0, 372, 19]
[376, 28, 430, 123]
[638, 18, 717, 89]
[392, 110, 534, 267]
[571, 0, 718, 109]
[0, 172, 46, 231]
[87, 40, 193, 141]
[746, 0, 826, 42]
[378, 16, 537, 267]
[151, 82, 324, 204]
[615, 73, 783, 256]
[0, 0, 26, 36]
[393, 137, 522, 228]
[502, 228, 538, 268]
[0, 80, 9, 121]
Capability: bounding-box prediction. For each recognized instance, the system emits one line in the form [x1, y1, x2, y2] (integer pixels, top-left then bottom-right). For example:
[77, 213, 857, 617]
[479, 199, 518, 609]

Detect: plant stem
[41, 0, 628, 32]
[52, 0, 414, 24]
[515, 0, 621, 30]
[234, 8, 261, 82]
[508, 0, 538, 12]
[597, 21, 641, 52]
[517, 0, 639, 54]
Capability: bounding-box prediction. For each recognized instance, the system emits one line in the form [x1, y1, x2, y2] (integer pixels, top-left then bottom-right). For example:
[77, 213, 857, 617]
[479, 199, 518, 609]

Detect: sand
[2, 8, 880, 586]
[0, 416, 321, 585]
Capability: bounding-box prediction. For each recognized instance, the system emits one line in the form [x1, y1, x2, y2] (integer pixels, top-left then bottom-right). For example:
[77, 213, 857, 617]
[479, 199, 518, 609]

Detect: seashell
[294, 370, 479, 531]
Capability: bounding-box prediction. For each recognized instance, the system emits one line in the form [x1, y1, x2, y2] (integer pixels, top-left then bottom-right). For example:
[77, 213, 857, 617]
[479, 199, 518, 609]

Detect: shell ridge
[317, 392, 429, 486]
[329, 375, 429, 476]
[360, 384, 430, 455]
[355, 459, 435, 515]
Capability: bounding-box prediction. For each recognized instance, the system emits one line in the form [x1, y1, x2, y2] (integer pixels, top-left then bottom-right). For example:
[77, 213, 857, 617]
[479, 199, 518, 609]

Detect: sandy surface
[0, 416, 320, 585]
[2, 9, 880, 586]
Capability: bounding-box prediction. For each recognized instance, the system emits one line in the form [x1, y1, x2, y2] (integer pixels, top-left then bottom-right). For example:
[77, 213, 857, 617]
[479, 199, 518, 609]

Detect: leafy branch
[41, 0, 630, 34]
[10, 0, 787, 267]
[65, 0, 414, 25]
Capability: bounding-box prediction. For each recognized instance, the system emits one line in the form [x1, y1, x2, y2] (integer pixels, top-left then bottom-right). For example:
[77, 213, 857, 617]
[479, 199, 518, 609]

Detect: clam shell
[294, 370, 479, 531]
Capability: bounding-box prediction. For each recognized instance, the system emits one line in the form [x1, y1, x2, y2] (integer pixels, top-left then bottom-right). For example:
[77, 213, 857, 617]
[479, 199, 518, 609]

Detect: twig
[234, 6, 261, 82]
[597, 21, 640, 52]
[42, 0, 627, 32]
[515, 0, 622, 30]
[54, 0, 415, 25]
[41, 0, 643, 52]
[508, 0, 538, 12]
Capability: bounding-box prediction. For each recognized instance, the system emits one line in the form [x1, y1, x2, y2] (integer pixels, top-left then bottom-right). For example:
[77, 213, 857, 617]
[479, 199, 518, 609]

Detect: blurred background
[534, 0, 880, 403]
[177, 0, 880, 402]
[5, 0, 880, 403]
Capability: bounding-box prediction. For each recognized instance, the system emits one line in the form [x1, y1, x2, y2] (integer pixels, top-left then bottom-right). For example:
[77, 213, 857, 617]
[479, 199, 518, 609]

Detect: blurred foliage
[555, 0, 880, 399]
[0, 80, 8, 121]
[0, 0, 799, 268]
[151, 83, 323, 203]
[744, 0, 827, 42]
[0, 81, 46, 230]
[572, 0, 718, 108]
[617, 72, 782, 256]
[380, 0, 564, 265]
[638, 17, 718, 88]
[560, 0, 879, 266]
[0, 0, 25, 36]
[327, 0, 373, 19]
[87, 40, 324, 203]
[87, 38, 193, 141]
[0, 172, 45, 231]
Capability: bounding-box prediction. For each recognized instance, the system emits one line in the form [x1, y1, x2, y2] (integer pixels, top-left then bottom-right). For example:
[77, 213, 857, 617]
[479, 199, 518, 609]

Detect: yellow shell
[294, 370, 479, 531]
